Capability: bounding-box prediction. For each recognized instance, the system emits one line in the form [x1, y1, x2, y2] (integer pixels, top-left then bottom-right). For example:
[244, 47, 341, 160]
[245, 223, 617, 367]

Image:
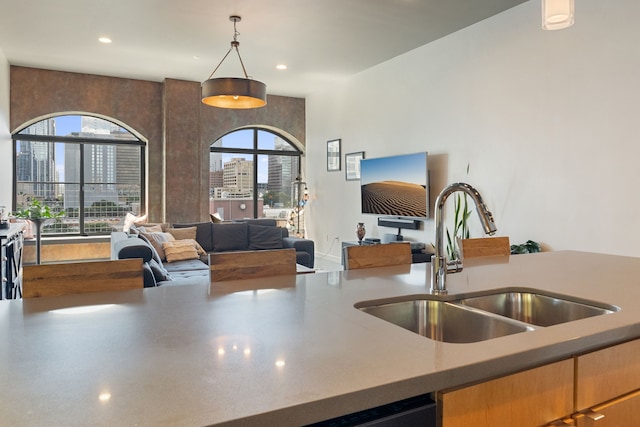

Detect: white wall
[0, 48, 10, 214]
[306, 0, 640, 262]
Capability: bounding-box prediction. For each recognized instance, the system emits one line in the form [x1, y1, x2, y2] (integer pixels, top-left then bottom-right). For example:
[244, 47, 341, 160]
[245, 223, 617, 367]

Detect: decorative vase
[356, 223, 366, 243]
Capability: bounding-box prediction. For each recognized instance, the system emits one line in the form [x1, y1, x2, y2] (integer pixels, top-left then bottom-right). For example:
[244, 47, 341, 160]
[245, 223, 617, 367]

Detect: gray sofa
[111, 219, 314, 287]
[172, 219, 314, 268]
[111, 231, 209, 287]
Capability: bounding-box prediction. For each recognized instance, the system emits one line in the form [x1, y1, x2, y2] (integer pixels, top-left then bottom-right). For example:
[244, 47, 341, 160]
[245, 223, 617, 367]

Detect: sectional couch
[111, 219, 314, 287]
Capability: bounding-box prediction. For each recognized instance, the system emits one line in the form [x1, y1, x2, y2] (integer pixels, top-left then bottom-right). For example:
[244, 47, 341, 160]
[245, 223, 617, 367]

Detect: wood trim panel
[574, 389, 640, 427]
[440, 359, 574, 427]
[460, 236, 510, 259]
[23, 258, 143, 298]
[209, 248, 297, 282]
[343, 242, 412, 270]
[575, 338, 640, 410]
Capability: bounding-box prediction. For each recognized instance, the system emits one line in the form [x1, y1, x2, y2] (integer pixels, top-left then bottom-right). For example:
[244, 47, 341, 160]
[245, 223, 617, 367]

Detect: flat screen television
[360, 152, 429, 218]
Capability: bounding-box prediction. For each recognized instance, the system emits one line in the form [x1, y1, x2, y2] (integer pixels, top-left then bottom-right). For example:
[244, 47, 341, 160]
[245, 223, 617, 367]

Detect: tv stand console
[377, 217, 422, 243]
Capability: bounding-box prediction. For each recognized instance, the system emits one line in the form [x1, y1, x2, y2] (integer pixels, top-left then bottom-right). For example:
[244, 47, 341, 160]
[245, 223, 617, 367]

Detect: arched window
[13, 114, 146, 235]
[210, 128, 304, 230]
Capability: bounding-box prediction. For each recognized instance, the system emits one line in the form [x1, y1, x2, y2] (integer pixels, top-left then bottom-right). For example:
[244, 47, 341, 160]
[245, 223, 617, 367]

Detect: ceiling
[0, 0, 528, 98]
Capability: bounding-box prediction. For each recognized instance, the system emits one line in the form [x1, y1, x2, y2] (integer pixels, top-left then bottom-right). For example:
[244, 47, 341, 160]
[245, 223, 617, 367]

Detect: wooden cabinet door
[574, 389, 640, 427]
[575, 339, 640, 410]
[439, 359, 573, 427]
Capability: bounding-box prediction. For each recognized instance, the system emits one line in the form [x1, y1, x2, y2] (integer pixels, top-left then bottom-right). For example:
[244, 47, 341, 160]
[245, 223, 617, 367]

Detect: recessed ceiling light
[276, 64, 287, 70]
[98, 37, 112, 44]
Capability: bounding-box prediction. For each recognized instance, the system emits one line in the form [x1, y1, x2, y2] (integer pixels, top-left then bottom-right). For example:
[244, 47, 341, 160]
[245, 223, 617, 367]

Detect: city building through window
[13, 114, 145, 235]
[210, 128, 304, 233]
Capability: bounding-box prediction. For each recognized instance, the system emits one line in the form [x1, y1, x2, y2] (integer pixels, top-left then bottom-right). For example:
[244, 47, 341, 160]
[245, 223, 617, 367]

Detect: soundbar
[377, 217, 420, 230]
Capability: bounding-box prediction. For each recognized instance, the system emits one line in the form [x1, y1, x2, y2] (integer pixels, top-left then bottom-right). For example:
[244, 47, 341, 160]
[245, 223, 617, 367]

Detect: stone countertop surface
[3, 250, 640, 426]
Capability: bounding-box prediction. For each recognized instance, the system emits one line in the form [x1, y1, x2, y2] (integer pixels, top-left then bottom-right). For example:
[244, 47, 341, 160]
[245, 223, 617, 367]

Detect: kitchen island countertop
[3, 250, 640, 426]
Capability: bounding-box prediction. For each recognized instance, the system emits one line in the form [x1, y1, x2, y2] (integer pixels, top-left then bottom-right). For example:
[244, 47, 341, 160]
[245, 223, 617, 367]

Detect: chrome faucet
[431, 182, 497, 294]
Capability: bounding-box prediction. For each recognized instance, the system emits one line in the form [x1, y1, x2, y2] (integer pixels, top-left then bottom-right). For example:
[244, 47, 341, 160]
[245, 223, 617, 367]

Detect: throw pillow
[185, 238, 206, 255]
[248, 224, 284, 250]
[162, 240, 199, 263]
[130, 222, 170, 235]
[172, 222, 215, 252]
[148, 259, 172, 282]
[210, 212, 223, 223]
[123, 212, 147, 233]
[166, 226, 197, 241]
[138, 224, 163, 233]
[137, 234, 162, 265]
[212, 223, 249, 252]
[140, 231, 175, 261]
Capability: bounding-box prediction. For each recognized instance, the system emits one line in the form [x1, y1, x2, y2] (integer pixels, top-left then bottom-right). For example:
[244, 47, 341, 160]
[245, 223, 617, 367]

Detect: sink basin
[356, 288, 619, 343]
[357, 299, 530, 343]
[458, 291, 618, 327]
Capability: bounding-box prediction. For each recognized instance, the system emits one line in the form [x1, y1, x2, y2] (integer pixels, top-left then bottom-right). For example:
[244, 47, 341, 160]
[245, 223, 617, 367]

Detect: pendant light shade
[542, 0, 575, 30]
[202, 78, 266, 109]
[201, 16, 267, 109]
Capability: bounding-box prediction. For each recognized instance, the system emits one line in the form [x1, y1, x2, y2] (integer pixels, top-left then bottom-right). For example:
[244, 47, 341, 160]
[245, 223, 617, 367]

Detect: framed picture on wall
[327, 139, 341, 171]
[345, 151, 364, 181]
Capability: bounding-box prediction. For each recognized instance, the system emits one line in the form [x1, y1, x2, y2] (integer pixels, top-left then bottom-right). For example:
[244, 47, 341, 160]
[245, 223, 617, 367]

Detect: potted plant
[446, 164, 471, 260]
[510, 240, 541, 254]
[446, 192, 471, 260]
[13, 199, 64, 264]
[13, 198, 64, 221]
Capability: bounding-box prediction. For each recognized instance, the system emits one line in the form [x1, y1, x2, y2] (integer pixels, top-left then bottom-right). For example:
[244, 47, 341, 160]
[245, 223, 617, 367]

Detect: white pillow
[123, 212, 147, 233]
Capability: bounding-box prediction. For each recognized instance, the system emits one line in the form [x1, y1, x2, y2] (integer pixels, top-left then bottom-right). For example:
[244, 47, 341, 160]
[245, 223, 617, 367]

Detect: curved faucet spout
[431, 182, 497, 294]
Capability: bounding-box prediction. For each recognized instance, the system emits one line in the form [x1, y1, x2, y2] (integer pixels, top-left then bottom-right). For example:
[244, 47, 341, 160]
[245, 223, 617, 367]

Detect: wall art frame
[345, 151, 365, 181]
[327, 139, 341, 171]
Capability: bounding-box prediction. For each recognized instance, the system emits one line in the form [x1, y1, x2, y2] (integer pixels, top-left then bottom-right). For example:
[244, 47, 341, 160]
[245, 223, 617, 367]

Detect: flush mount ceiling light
[201, 15, 266, 109]
[542, 0, 574, 30]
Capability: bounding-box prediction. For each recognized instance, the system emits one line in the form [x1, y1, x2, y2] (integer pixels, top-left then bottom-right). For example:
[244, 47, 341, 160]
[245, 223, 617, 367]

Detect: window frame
[210, 128, 303, 219]
[12, 115, 146, 236]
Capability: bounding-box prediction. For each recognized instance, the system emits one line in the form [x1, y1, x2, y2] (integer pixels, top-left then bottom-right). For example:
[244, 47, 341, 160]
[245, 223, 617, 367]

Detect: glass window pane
[61, 183, 81, 235]
[15, 182, 68, 235]
[257, 130, 297, 151]
[261, 154, 299, 227]
[209, 128, 302, 230]
[82, 143, 140, 234]
[14, 114, 144, 236]
[15, 140, 57, 197]
[209, 154, 255, 222]
[83, 144, 115, 184]
[212, 129, 253, 149]
[78, 116, 137, 140]
[18, 115, 138, 140]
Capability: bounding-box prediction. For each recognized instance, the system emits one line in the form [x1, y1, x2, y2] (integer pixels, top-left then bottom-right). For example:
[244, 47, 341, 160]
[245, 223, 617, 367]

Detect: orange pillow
[162, 240, 199, 263]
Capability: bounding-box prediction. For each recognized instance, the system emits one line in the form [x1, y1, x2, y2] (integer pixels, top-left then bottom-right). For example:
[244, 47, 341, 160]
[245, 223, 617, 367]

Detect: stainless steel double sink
[355, 289, 619, 343]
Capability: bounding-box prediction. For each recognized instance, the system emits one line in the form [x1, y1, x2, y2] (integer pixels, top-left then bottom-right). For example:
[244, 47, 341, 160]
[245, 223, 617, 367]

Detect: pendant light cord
[207, 18, 250, 80]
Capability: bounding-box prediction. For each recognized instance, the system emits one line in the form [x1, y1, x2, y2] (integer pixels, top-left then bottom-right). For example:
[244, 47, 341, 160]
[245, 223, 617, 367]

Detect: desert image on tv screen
[360, 152, 427, 218]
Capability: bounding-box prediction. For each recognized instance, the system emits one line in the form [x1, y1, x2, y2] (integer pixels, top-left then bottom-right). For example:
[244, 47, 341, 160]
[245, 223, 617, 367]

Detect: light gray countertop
[3, 250, 640, 426]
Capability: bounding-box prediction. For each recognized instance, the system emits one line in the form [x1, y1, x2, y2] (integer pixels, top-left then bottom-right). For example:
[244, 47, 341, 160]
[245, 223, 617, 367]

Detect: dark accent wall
[10, 66, 305, 223]
[163, 79, 204, 222]
[10, 66, 164, 220]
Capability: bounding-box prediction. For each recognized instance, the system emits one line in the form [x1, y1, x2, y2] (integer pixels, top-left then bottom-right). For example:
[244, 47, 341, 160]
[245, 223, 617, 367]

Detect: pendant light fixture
[542, 0, 575, 30]
[202, 16, 267, 109]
